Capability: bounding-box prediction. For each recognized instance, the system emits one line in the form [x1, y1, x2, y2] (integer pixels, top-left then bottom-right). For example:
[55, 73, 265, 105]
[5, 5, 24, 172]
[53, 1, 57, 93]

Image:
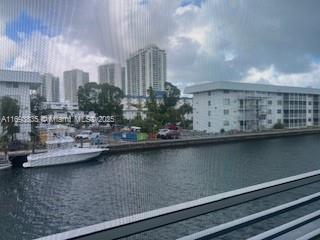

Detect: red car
[163, 123, 179, 130]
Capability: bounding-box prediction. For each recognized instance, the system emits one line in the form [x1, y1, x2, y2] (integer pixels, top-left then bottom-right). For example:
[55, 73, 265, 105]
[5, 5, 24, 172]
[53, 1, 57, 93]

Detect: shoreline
[7, 128, 320, 166]
[106, 128, 320, 154]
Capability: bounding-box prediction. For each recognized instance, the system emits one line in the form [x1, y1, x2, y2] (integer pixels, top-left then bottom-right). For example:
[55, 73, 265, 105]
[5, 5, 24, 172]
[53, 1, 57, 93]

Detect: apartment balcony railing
[38, 170, 320, 240]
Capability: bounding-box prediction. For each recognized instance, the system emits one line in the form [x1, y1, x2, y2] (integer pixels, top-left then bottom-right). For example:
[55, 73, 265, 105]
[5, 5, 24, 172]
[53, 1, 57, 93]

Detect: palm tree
[0, 96, 20, 142]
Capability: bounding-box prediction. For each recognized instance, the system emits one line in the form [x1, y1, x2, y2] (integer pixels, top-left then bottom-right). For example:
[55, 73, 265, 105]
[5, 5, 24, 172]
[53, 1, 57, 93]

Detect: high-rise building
[98, 63, 122, 90]
[126, 44, 166, 96]
[121, 67, 126, 95]
[64, 69, 89, 103]
[39, 73, 60, 102]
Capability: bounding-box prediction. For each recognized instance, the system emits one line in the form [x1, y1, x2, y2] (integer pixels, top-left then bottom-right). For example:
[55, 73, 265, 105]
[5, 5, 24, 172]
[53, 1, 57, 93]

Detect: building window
[268, 109, 272, 114]
[308, 109, 312, 114]
[308, 118, 312, 122]
[277, 109, 282, 114]
[239, 99, 244, 108]
[277, 100, 282, 105]
[208, 122, 211, 127]
[208, 100, 211, 106]
[223, 98, 230, 105]
[224, 109, 229, 115]
[208, 111, 211, 116]
[308, 101, 312, 105]
[223, 120, 229, 126]
[6, 82, 19, 88]
[268, 100, 272, 105]
[208, 91, 211, 96]
[268, 119, 272, 124]
[223, 90, 229, 94]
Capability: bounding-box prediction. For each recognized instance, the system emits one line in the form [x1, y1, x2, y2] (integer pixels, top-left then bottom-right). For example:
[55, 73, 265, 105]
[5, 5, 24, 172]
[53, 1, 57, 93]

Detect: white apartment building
[122, 96, 192, 120]
[43, 101, 79, 112]
[64, 69, 89, 103]
[185, 81, 320, 133]
[0, 69, 41, 141]
[39, 73, 60, 102]
[42, 101, 97, 124]
[98, 63, 124, 90]
[122, 96, 148, 120]
[126, 44, 166, 96]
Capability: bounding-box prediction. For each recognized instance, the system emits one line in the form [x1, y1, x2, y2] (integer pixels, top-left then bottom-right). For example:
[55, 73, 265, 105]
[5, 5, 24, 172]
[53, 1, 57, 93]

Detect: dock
[7, 127, 320, 166]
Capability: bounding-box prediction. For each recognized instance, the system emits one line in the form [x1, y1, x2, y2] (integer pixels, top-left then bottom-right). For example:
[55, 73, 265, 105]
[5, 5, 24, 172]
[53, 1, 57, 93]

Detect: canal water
[1, 135, 320, 239]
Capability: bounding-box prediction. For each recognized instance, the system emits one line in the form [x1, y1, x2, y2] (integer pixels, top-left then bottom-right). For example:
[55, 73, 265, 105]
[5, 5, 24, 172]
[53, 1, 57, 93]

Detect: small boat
[23, 136, 104, 168]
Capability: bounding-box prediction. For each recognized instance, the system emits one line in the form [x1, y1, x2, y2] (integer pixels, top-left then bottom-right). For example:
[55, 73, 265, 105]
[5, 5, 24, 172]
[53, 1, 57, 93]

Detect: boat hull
[0, 163, 11, 170]
[23, 147, 104, 168]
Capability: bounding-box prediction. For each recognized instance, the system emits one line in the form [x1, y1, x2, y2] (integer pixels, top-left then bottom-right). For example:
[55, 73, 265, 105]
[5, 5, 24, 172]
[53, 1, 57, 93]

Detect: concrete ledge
[107, 128, 320, 154]
[36, 169, 320, 240]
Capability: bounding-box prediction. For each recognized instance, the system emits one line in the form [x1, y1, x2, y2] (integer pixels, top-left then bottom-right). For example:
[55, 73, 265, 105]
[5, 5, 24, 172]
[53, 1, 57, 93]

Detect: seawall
[106, 128, 320, 154]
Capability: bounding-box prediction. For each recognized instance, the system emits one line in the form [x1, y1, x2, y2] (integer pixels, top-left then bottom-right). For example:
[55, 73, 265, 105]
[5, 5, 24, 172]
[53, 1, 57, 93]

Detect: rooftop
[129, 44, 165, 57]
[0, 69, 41, 88]
[184, 81, 320, 95]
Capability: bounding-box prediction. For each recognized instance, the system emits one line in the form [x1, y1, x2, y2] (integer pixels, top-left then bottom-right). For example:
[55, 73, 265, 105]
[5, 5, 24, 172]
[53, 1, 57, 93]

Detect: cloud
[175, 4, 200, 16]
[5, 12, 54, 42]
[9, 32, 110, 100]
[1, 0, 320, 94]
[243, 64, 320, 88]
[0, 34, 18, 68]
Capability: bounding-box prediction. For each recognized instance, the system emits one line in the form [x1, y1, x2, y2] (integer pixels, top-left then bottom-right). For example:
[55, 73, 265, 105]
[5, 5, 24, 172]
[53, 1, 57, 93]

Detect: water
[1, 135, 320, 239]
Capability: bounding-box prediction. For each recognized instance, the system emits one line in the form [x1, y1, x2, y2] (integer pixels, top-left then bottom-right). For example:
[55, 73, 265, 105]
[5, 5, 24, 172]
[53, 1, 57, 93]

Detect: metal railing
[38, 170, 320, 240]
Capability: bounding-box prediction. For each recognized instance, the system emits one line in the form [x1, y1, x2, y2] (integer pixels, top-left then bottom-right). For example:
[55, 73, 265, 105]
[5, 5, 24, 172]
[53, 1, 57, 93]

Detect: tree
[273, 122, 285, 129]
[29, 94, 53, 149]
[146, 87, 159, 117]
[160, 82, 184, 125]
[178, 103, 193, 116]
[143, 84, 186, 131]
[78, 82, 124, 124]
[0, 96, 20, 142]
[163, 82, 180, 108]
[98, 83, 124, 121]
[178, 103, 193, 129]
[30, 94, 51, 117]
[78, 82, 100, 113]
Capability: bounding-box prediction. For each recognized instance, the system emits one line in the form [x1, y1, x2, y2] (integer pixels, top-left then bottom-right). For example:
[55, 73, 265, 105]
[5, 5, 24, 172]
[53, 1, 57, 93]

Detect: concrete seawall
[8, 128, 320, 166]
[106, 128, 320, 154]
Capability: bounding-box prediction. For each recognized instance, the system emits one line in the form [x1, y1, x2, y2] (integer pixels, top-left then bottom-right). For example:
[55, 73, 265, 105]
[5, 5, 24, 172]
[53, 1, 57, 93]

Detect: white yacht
[23, 135, 104, 168]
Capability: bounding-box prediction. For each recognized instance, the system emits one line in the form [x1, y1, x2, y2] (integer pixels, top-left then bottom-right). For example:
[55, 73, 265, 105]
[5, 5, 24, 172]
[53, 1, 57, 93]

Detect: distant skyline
[1, 0, 320, 93]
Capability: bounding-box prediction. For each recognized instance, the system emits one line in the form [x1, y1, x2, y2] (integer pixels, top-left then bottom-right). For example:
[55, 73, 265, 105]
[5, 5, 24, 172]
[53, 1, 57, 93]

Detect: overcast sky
[1, 0, 320, 93]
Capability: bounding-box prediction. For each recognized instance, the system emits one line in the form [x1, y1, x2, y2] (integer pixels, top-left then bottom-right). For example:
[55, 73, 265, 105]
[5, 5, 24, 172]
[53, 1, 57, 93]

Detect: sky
[1, 0, 320, 95]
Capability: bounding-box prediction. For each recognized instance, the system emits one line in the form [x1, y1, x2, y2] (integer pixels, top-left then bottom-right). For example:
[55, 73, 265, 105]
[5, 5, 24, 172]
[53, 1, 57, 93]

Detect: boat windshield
[46, 136, 75, 151]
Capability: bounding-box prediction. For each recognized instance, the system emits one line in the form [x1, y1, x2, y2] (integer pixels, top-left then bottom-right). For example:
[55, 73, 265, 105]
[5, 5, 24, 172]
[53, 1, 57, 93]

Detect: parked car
[163, 123, 179, 130]
[121, 126, 141, 132]
[75, 130, 100, 141]
[157, 128, 180, 139]
[120, 126, 131, 132]
[130, 126, 141, 132]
